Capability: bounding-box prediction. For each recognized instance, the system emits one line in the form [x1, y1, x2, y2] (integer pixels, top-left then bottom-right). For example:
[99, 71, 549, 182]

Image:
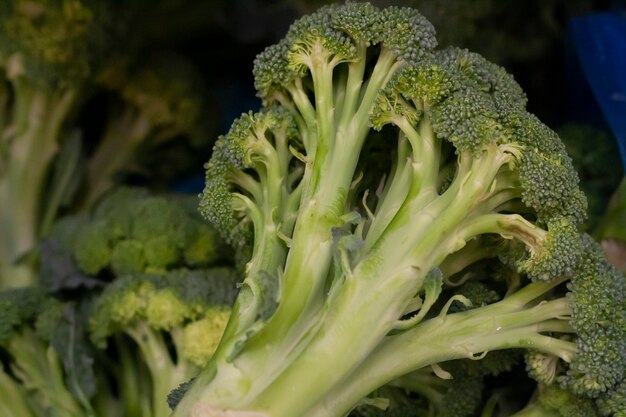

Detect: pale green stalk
[303, 285, 573, 417]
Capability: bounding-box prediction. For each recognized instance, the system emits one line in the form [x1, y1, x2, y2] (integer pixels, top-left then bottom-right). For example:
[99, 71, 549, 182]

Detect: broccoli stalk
[0, 366, 33, 417]
[171, 3, 625, 417]
[0, 59, 80, 287]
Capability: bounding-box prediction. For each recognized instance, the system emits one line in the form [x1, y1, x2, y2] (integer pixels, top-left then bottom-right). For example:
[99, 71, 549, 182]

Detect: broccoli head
[89, 268, 239, 417]
[158, 3, 625, 417]
[40, 187, 231, 291]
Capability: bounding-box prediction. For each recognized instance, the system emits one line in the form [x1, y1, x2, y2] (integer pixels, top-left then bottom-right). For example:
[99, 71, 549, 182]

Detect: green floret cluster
[42, 187, 229, 286]
[1, 188, 239, 417]
[89, 268, 238, 417]
[562, 236, 626, 396]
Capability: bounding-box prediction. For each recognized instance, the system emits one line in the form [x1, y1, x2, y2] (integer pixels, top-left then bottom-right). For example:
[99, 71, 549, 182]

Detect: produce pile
[0, 2, 624, 417]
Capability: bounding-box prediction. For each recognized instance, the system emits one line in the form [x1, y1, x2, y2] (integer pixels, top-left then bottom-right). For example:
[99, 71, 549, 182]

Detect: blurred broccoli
[0, 287, 96, 417]
[89, 268, 238, 417]
[0, 1, 213, 290]
[0, 0, 115, 288]
[40, 187, 231, 291]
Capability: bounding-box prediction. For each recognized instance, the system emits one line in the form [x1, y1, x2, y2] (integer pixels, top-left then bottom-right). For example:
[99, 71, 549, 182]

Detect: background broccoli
[1, 184, 240, 417]
[39, 187, 231, 292]
[0, 0, 214, 290]
[89, 269, 238, 417]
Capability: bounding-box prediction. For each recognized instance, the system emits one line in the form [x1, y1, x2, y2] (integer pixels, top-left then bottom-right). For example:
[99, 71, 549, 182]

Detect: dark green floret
[41, 187, 230, 290]
[597, 377, 626, 417]
[561, 235, 626, 397]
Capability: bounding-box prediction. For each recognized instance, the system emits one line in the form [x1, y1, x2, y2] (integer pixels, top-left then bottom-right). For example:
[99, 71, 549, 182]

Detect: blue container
[569, 13, 626, 167]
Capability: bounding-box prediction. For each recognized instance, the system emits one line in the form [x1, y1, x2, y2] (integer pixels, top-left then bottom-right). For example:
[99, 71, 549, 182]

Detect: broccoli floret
[89, 268, 238, 417]
[560, 236, 626, 396]
[40, 187, 231, 290]
[597, 377, 626, 417]
[0, 0, 107, 89]
[172, 3, 624, 417]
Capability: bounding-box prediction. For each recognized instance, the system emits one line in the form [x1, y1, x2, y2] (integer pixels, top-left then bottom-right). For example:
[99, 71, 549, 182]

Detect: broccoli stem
[353, 48, 403, 134]
[237, 164, 506, 416]
[0, 79, 77, 288]
[365, 133, 414, 249]
[0, 367, 34, 417]
[116, 337, 153, 417]
[126, 323, 194, 417]
[365, 116, 441, 252]
[217, 129, 294, 344]
[175, 51, 410, 416]
[302, 282, 573, 417]
[438, 238, 496, 280]
[337, 43, 367, 129]
[308, 49, 336, 175]
[177, 132, 533, 417]
[242, 176, 499, 415]
[389, 369, 452, 406]
[285, 80, 316, 136]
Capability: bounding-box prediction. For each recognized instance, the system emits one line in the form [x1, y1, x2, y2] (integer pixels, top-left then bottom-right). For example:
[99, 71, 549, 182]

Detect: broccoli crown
[0, 0, 111, 88]
[89, 268, 238, 350]
[0, 287, 44, 344]
[373, 47, 586, 226]
[561, 235, 626, 397]
[43, 187, 230, 284]
[200, 107, 299, 248]
[210, 2, 588, 295]
[253, 2, 435, 102]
